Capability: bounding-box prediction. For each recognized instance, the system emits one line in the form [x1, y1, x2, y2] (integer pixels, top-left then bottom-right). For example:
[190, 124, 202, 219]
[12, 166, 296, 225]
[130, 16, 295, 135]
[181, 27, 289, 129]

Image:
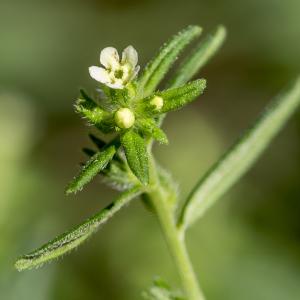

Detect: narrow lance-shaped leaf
[121, 130, 149, 185]
[179, 77, 300, 231]
[137, 25, 202, 98]
[149, 126, 168, 145]
[66, 145, 116, 194]
[168, 25, 226, 88]
[155, 26, 226, 130]
[158, 79, 206, 113]
[15, 187, 142, 271]
[75, 89, 107, 124]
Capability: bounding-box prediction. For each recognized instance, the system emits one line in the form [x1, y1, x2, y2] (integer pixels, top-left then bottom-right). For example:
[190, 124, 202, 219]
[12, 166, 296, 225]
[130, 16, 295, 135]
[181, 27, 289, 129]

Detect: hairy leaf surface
[75, 90, 106, 124]
[15, 187, 142, 271]
[121, 130, 149, 184]
[180, 77, 300, 230]
[158, 79, 206, 113]
[66, 145, 116, 194]
[168, 25, 226, 88]
[138, 25, 202, 97]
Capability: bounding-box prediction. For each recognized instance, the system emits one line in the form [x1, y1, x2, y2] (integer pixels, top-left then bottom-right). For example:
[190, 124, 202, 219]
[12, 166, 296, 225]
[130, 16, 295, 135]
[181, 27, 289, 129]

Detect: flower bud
[150, 96, 164, 111]
[115, 108, 135, 128]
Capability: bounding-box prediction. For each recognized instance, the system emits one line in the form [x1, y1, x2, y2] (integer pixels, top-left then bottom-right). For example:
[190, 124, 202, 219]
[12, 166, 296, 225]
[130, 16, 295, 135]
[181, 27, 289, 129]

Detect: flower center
[114, 69, 124, 79]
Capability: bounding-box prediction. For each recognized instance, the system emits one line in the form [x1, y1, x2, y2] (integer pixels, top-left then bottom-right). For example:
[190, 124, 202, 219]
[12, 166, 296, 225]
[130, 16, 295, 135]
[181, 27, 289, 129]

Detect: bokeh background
[1, 0, 300, 299]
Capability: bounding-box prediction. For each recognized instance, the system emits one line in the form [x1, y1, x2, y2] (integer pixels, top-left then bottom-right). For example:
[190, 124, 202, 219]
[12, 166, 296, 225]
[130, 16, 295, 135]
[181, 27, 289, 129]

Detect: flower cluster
[17, 26, 227, 277]
[73, 26, 206, 187]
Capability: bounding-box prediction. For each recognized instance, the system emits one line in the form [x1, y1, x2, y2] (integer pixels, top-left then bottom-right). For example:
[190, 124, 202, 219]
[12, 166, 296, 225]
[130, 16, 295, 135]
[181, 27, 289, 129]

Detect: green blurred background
[1, 0, 300, 299]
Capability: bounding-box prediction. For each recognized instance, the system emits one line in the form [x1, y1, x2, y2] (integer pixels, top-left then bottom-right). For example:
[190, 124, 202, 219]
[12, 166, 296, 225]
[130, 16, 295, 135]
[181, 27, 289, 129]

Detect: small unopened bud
[150, 96, 164, 111]
[115, 108, 135, 128]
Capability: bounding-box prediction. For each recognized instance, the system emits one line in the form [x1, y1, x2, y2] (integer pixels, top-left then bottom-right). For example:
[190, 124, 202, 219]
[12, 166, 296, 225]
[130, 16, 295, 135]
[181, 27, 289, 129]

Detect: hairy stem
[147, 156, 206, 300]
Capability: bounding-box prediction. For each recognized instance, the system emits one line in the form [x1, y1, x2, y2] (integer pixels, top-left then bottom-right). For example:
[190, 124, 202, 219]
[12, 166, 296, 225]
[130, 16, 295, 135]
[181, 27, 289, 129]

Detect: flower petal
[122, 46, 138, 67]
[89, 66, 110, 84]
[106, 82, 124, 89]
[100, 47, 120, 69]
[106, 78, 125, 89]
[129, 65, 140, 81]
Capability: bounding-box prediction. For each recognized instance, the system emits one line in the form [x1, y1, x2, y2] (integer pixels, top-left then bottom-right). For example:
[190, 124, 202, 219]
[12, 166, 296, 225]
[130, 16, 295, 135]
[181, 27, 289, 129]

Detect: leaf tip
[217, 24, 227, 37]
[15, 257, 31, 272]
[192, 78, 207, 95]
[65, 188, 73, 196]
[65, 182, 79, 195]
[199, 78, 207, 89]
[187, 24, 202, 34]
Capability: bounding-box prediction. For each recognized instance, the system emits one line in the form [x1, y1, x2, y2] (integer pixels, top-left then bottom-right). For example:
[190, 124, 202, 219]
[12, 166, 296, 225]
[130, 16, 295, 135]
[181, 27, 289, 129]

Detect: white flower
[89, 46, 140, 89]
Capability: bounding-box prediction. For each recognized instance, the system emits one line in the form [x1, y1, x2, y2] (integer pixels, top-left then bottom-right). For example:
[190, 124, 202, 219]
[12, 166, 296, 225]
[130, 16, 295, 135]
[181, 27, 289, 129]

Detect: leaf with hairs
[138, 118, 169, 144]
[158, 79, 206, 113]
[137, 25, 202, 97]
[168, 26, 226, 88]
[15, 187, 142, 271]
[75, 90, 106, 124]
[66, 145, 116, 194]
[121, 130, 149, 185]
[179, 77, 300, 230]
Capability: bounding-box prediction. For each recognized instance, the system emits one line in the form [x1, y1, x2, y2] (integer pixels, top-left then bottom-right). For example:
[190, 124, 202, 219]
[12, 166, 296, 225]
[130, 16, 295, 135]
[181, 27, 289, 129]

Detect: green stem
[147, 157, 206, 300]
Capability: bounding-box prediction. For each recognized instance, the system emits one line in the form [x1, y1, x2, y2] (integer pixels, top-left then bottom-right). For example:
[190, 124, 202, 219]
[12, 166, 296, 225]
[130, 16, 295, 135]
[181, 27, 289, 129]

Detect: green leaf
[75, 90, 114, 133]
[121, 130, 149, 185]
[168, 25, 226, 88]
[137, 25, 202, 97]
[151, 127, 168, 144]
[179, 77, 300, 230]
[158, 79, 206, 113]
[138, 118, 169, 144]
[154, 26, 225, 130]
[66, 145, 116, 194]
[15, 187, 142, 271]
[75, 89, 106, 124]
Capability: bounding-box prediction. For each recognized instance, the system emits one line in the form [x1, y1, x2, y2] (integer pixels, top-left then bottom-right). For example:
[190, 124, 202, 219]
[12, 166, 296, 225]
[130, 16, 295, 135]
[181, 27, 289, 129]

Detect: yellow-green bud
[115, 108, 135, 128]
[150, 96, 164, 111]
